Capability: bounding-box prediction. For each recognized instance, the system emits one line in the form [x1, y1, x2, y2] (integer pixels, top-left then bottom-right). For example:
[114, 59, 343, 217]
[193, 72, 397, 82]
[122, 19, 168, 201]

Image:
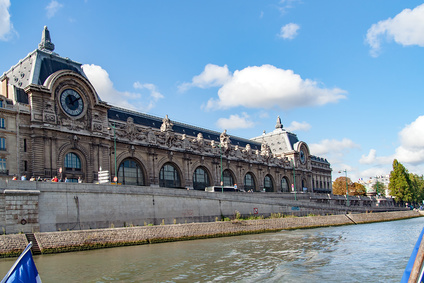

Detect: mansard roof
[108, 106, 261, 150]
[1, 26, 95, 103]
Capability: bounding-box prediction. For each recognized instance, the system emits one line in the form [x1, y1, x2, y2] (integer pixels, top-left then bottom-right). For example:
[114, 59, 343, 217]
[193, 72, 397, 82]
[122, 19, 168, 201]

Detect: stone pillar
[3, 189, 40, 234]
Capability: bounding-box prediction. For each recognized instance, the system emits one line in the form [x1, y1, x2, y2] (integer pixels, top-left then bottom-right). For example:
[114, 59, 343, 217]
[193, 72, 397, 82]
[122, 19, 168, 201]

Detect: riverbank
[0, 210, 421, 257]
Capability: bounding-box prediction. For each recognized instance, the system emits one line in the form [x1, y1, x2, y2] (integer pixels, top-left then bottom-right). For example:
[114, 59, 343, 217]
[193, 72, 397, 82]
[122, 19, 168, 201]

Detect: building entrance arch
[159, 163, 181, 188]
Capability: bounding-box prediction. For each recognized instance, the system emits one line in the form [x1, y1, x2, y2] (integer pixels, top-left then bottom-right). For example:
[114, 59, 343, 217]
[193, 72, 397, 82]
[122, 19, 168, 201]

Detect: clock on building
[60, 89, 84, 116]
[300, 149, 306, 164]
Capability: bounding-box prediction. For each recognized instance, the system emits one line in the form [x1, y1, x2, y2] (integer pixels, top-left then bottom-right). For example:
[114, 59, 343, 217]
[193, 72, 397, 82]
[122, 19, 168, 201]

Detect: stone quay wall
[0, 210, 420, 257]
[0, 180, 403, 236]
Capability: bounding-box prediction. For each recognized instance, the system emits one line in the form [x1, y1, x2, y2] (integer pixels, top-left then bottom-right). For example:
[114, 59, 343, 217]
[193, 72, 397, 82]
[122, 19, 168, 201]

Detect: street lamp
[108, 123, 117, 183]
[338, 169, 349, 206]
[219, 143, 223, 193]
[292, 159, 297, 201]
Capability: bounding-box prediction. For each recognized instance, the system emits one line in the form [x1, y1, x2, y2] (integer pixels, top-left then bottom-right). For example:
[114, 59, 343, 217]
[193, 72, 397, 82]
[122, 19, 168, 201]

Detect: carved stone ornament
[62, 118, 86, 131]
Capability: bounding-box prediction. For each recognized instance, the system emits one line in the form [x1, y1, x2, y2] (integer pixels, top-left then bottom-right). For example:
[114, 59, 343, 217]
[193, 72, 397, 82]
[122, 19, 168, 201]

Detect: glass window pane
[193, 167, 210, 190]
[159, 163, 180, 188]
[118, 159, 144, 186]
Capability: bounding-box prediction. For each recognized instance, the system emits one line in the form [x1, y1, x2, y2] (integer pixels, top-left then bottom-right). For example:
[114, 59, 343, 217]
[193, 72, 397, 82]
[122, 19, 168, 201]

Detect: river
[1, 216, 423, 282]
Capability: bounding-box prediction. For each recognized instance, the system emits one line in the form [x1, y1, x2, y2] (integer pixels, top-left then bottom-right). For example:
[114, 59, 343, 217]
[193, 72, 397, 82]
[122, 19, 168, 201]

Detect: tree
[351, 182, 367, 196]
[373, 181, 386, 197]
[409, 173, 424, 205]
[332, 176, 352, 195]
[388, 159, 413, 203]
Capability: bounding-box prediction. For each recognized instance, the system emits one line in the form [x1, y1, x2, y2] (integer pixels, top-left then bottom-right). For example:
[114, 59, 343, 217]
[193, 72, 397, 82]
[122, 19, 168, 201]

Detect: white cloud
[366, 4, 424, 57]
[277, 0, 300, 15]
[194, 64, 346, 110]
[285, 121, 311, 132]
[309, 138, 359, 157]
[393, 115, 424, 165]
[359, 149, 393, 165]
[0, 0, 15, 41]
[216, 113, 255, 130]
[178, 64, 231, 92]
[278, 23, 300, 40]
[82, 64, 164, 112]
[46, 0, 63, 19]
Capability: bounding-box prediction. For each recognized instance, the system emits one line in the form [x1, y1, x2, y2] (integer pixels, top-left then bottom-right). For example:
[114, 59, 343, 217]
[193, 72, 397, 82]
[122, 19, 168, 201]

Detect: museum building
[0, 27, 332, 193]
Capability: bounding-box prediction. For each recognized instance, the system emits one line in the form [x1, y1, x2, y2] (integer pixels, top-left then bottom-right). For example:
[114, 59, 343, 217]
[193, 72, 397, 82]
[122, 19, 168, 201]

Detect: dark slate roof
[108, 107, 261, 150]
[37, 57, 84, 85]
[311, 155, 330, 164]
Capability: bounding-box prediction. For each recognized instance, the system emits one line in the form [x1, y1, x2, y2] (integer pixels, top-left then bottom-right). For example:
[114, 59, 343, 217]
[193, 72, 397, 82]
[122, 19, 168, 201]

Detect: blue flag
[1, 242, 42, 283]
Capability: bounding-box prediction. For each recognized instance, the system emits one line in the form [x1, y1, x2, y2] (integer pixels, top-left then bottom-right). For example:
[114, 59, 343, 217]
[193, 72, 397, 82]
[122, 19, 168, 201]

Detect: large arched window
[281, 177, 289, 192]
[193, 167, 210, 190]
[118, 158, 144, 186]
[264, 175, 274, 192]
[222, 169, 234, 187]
[159, 163, 181, 188]
[64, 153, 81, 171]
[244, 173, 256, 192]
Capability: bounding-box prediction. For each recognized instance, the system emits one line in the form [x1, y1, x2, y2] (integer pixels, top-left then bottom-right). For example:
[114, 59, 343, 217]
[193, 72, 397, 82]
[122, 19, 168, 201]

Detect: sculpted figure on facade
[191, 133, 204, 151]
[147, 127, 157, 145]
[125, 117, 137, 141]
[181, 134, 191, 150]
[160, 114, 173, 132]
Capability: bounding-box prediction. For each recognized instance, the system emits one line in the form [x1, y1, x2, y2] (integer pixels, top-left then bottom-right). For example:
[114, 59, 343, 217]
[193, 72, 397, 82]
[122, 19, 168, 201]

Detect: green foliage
[351, 182, 367, 196]
[373, 181, 386, 196]
[389, 159, 413, 203]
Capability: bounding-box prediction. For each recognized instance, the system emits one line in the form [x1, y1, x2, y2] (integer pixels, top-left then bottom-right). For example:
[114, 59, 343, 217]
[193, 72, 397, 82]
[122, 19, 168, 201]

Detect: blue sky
[1, 0, 424, 181]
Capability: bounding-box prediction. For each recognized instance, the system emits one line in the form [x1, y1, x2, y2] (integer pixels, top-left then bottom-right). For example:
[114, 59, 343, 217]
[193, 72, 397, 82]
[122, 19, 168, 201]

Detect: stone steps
[25, 233, 41, 255]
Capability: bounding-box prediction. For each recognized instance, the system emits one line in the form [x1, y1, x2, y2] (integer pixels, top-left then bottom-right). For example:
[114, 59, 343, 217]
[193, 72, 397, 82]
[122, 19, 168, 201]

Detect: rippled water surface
[1, 217, 423, 282]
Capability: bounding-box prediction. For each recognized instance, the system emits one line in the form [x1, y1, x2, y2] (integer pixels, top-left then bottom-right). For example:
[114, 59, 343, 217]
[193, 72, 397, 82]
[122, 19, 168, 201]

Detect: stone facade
[0, 27, 332, 194]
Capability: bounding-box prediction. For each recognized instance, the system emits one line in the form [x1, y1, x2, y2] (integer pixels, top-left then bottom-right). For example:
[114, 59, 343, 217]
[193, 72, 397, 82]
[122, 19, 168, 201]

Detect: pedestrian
[78, 176, 83, 183]
[12, 176, 17, 180]
[51, 176, 58, 182]
[21, 175, 27, 181]
[65, 177, 70, 183]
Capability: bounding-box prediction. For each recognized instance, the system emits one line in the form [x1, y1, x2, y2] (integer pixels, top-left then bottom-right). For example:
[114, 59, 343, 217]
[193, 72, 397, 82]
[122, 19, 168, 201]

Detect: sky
[1, 0, 424, 182]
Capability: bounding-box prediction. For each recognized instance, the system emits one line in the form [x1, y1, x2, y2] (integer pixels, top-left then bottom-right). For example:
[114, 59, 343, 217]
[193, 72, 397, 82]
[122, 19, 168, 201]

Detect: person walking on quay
[51, 176, 58, 182]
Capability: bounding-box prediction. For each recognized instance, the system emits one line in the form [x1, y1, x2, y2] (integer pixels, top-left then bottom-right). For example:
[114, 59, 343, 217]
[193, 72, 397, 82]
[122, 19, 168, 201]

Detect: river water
[1, 217, 423, 282]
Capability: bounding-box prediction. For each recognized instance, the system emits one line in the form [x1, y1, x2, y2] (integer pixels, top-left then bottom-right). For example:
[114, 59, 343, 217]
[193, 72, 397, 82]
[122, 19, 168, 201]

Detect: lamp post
[219, 143, 223, 193]
[292, 159, 297, 201]
[339, 169, 349, 206]
[111, 123, 117, 183]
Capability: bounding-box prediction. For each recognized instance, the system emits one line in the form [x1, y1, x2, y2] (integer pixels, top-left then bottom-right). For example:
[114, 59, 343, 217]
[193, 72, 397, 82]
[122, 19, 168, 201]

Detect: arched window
[222, 169, 234, 187]
[281, 177, 289, 192]
[264, 175, 273, 192]
[159, 163, 181, 188]
[118, 158, 144, 186]
[244, 173, 256, 192]
[193, 167, 210, 190]
[64, 153, 81, 171]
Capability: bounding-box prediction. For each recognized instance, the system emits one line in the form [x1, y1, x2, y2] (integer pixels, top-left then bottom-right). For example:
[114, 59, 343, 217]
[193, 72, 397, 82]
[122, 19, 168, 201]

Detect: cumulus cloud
[278, 23, 300, 40]
[0, 0, 15, 41]
[82, 64, 164, 112]
[366, 4, 424, 57]
[394, 115, 424, 165]
[46, 0, 63, 19]
[178, 64, 231, 92]
[189, 64, 346, 110]
[359, 149, 393, 165]
[309, 138, 360, 157]
[285, 121, 311, 132]
[216, 113, 255, 130]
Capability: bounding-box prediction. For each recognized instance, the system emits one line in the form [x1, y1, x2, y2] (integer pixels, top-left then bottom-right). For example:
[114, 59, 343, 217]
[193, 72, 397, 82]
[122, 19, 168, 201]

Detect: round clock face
[60, 89, 84, 116]
[300, 150, 306, 164]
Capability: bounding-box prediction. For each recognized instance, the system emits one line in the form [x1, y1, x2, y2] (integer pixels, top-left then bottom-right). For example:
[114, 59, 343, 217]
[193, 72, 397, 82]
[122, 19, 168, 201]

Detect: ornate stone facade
[0, 27, 332, 193]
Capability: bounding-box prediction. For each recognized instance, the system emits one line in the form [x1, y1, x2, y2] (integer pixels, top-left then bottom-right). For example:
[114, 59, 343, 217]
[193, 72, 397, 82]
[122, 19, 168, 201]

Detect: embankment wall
[0, 210, 420, 257]
[0, 181, 402, 235]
